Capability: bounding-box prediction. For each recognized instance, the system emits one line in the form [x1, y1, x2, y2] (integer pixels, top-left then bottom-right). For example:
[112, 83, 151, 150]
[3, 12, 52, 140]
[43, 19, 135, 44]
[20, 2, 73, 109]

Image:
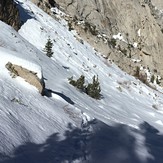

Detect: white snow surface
[0, 0, 163, 162]
[113, 32, 126, 42]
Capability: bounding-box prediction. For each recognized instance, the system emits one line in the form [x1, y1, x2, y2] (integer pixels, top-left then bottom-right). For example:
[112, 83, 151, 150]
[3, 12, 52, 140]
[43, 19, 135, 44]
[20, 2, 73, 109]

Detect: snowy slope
[17, 0, 163, 129]
[0, 0, 163, 162]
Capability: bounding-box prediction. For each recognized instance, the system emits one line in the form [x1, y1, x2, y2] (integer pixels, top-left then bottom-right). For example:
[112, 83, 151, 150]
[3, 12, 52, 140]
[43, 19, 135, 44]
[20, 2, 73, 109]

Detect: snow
[131, 58, 142, 63]
[133, 42, 138, 48]
[129, 129, 154, 162]
[155, 120, 163, 126]
[113, 32, 126, 42]
[138, 29, 141, 37]
[51, 7, 66, 17]
[0, 47, 42, 79]
[0, 0, 163, 162]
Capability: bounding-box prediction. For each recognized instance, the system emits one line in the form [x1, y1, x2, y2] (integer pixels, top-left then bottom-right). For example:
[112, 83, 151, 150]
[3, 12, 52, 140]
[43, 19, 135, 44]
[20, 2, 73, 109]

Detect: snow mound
[0, 47, 42, 79]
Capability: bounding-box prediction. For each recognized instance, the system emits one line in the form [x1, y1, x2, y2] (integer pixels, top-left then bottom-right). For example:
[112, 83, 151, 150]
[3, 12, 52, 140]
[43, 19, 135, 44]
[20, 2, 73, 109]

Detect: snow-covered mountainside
[1, 0, 163, 162]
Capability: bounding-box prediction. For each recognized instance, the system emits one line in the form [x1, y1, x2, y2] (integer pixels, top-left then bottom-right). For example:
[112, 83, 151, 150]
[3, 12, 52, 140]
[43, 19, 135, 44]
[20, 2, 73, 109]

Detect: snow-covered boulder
[5, 62, 45, 94]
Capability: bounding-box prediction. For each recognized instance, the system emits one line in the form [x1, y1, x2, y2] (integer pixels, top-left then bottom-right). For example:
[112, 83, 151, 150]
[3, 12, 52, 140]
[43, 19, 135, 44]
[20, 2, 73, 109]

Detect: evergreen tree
[150, 75, 155, 83]
[86, 75, 101, 99]
[76, 75, 85, 91]
[44, 37, 53, 57]
[69, 75, 101, 99]
[156, 76, 161, 85]
[69, 76, 77, 87]
[69, 75, 85, 91]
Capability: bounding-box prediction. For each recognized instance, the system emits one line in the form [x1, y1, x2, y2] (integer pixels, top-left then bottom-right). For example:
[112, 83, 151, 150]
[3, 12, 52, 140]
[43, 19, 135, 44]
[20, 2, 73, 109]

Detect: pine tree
[150, 75, 155, 83]
[69, 75, 101, 99]
[69, 75, 85, 91]
[156, 76, 161, 85]
[76, 75, 85, 91]
[44, 37, 53, 57]
[86, 75, 101, 99]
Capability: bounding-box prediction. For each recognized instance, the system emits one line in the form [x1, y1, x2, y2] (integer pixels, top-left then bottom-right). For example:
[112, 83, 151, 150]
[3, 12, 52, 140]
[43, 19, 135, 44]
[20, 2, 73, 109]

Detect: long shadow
[43, 88, 75, 105]
[14, 0, 35, 24]
[1, 120, 163, 163]
[140, 122, 163, 163]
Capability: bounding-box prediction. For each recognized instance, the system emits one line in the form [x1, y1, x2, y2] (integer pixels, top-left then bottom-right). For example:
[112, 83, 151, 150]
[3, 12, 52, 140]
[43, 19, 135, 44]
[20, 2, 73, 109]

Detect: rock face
[152, 0, 163, 10]
[0, 0, 20, 30]
[31, 0, 59, 14]
[5, 62, 45, 94]
[20, 0, 163, 85]
[51, 0, 163, 84]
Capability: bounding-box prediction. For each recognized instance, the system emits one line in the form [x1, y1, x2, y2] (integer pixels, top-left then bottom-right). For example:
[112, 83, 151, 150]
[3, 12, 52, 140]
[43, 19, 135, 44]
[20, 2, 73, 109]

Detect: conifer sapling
[44, 37, 53, 57]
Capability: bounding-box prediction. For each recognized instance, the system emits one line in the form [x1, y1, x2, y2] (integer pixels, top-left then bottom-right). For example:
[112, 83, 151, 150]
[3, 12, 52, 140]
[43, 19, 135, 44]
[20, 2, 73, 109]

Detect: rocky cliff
[0, 0, 20, 30]
[32, 0, 163, 85]
[53, 0, 163, 84]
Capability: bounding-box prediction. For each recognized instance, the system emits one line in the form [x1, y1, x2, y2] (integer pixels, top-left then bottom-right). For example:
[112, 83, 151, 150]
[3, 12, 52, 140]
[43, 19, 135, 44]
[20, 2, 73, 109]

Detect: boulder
[5, 62, 45, 95]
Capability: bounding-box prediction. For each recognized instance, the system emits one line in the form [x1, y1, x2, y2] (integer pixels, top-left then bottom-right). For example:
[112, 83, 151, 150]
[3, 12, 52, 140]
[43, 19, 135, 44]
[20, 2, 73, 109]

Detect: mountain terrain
[0, 0, 20, 30]
[0, 0, 163, 163]
[33, 0, 163, 86]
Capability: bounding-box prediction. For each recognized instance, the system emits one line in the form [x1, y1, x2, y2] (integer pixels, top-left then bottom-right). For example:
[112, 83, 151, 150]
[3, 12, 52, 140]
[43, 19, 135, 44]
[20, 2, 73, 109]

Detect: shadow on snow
[14, 0, 35, 24]
[1, 120, 163, 163]
[43, 88, 75, 105]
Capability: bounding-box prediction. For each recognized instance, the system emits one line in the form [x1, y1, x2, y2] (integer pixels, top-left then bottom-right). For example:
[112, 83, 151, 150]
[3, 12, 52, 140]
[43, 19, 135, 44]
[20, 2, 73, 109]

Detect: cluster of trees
[69, 75, 101, 99]
[44, 37, 102, 100]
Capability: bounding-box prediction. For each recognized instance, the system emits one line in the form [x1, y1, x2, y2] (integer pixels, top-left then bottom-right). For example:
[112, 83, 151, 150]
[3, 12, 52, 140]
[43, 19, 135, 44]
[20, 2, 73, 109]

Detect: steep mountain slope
[43, 0, 163, 86]
[1, 0, 163, 162]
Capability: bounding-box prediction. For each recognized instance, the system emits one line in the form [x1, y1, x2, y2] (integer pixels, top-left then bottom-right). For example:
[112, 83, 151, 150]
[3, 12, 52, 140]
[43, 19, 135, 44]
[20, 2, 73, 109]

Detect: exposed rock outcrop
[51, 0, 163, 83]
[5, 62, 45, 94]
[31, 0, 163, 85]
[0, 0, 20, 30]
[31, 0, 59, 14]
